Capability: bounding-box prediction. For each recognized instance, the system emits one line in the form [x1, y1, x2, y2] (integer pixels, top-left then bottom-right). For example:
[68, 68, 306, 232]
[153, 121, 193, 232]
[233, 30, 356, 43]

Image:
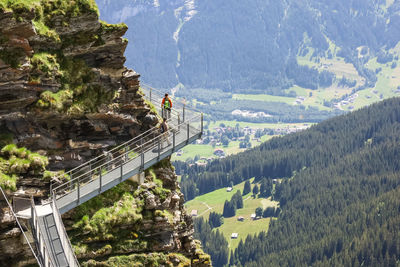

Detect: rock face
[0, 1, 210, 266]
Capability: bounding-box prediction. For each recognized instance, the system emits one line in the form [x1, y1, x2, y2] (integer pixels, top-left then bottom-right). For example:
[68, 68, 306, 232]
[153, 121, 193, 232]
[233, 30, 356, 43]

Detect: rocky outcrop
[62, 160, 210, 266]
[0, 1, 209, 266]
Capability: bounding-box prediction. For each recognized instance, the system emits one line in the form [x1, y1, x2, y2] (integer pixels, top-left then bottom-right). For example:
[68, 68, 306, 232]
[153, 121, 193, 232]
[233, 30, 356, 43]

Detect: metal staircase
[15, 85, 203, 267]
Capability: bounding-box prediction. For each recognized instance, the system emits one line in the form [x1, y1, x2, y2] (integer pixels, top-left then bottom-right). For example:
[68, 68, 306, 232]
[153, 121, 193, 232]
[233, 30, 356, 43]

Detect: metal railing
[51, 194, 79, 267]
[31, 199, 56, 267]
[141, 83, 200, 123]
[52, 112, 203, 204]
[51, 83, 203, 205]
[51, 97, 182, 193]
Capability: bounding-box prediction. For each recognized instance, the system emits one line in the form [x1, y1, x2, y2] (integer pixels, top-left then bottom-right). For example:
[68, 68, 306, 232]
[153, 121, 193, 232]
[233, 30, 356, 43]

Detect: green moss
[82, 252, 192, 267]
[31, 52, 61, 77]
[153, 186, 171, 202]
[0, 171, 17, 191]
[72, 193, 143, 240]
[100, 20, 128, 33]
[32, 20, 59, 41]
[82, 253, 172, 267]
[145, 167, 171, 202]
[0, 47, 26, 68]
[168, 253, 191, 266]
[71, 181, 143, 246]
[0, 144, 49, 190]
[34, 57, 117, 115]
[2, 0, 98, 21]
[73, 181, 139, 219]
[43, 170, 69, 182]
[36, 90, 73, 111]
[0, 2, 7, 11]
[68, 84, 116, 115]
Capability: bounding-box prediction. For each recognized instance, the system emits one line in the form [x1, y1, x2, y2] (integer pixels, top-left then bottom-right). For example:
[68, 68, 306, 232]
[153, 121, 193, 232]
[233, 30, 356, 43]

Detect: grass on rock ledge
[0, 144, 67, 191]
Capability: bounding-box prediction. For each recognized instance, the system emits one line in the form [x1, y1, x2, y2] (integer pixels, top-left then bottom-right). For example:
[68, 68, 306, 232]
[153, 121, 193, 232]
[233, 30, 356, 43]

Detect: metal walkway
[17, 85, 203, 267]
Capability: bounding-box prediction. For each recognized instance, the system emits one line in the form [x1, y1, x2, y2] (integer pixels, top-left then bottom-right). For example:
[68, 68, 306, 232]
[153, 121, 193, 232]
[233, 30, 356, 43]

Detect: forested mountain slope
[178, 97, 400, 266]
[97, 0, 400, 93]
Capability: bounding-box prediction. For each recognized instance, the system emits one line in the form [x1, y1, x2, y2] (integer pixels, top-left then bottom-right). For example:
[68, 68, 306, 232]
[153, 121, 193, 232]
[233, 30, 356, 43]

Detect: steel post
[173, 131, 176, 152]
[158, 136, 161, 159]
[187, 123, 190, 143]
[183, 104, 185, 122]
[77, 177, 80, 204]
[99, 170, 102, 193]
[201, 113, 204, 136]
[120, 162, 123, 182]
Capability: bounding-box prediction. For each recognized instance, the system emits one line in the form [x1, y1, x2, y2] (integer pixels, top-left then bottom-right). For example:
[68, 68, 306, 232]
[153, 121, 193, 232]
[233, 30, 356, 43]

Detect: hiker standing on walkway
[161, 93, 172, 120]
[160, 118, 171, 149]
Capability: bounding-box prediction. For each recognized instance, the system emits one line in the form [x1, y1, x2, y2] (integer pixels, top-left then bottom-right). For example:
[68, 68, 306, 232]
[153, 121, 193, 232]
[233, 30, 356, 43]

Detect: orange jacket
[162, 97, 172, 109]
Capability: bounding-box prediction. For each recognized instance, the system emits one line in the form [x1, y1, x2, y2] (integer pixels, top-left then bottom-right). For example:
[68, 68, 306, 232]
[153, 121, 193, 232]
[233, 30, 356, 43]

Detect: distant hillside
[178, 97, 400, 266]
[97, 0, 400, 94]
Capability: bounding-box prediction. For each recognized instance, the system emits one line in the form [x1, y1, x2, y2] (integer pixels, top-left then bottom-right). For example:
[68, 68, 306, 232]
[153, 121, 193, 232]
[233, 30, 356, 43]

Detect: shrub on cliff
[0, 144, 51, 190]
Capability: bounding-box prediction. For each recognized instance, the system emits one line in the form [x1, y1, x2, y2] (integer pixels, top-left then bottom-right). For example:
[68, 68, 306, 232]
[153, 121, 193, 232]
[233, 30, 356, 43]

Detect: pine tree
[255, 207, 263, 217]
[236, 191, 244, 209]
[243, 180, 251, 195]
[229, 250, 235, 266]
[223, 200, 230, 217]
[253, 184, 259, 196]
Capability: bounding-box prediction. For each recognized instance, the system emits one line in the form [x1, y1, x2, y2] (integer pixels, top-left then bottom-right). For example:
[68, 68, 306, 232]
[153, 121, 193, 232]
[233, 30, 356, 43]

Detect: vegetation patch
[34, 57, 117, 115]
[0, 144, 49, 191]
[70, 181, 149, 256]
[82, 252, 187, 267]
[31, 52, 61, 78]
[72, 193, 143, 242]
[100, 20, 127, 34]
[0, 47, 26, 68]
[145, 167, 171, 202]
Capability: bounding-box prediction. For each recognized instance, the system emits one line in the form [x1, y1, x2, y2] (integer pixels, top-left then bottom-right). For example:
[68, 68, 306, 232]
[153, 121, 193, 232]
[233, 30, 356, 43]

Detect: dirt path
[198, 201, 212, 216]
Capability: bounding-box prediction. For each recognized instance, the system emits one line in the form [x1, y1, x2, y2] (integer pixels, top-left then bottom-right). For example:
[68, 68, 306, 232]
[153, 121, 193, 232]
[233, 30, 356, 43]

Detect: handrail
[141, 83, 200, 121]
[0, 187, 43, 267]
[52, 83, 190, 188]
[52, 113, 202, 200]
[141, 83, 202, 114]
[30, 198, 56, 267]
[51, 110, 178, 192]
[51, 193, 80, 267]
[52, 82, 203, 202]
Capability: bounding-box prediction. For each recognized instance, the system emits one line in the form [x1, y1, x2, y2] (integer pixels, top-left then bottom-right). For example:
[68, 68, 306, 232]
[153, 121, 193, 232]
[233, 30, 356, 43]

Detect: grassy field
[185, 178, 279, 250]
[296, 49, 400, 112]
[172, 121, 309, 161]
[350, 56, 400, 110]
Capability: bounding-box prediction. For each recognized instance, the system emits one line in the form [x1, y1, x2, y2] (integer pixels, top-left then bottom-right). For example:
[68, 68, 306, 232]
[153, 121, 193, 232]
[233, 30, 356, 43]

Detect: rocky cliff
[0, 0, 210, 266]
